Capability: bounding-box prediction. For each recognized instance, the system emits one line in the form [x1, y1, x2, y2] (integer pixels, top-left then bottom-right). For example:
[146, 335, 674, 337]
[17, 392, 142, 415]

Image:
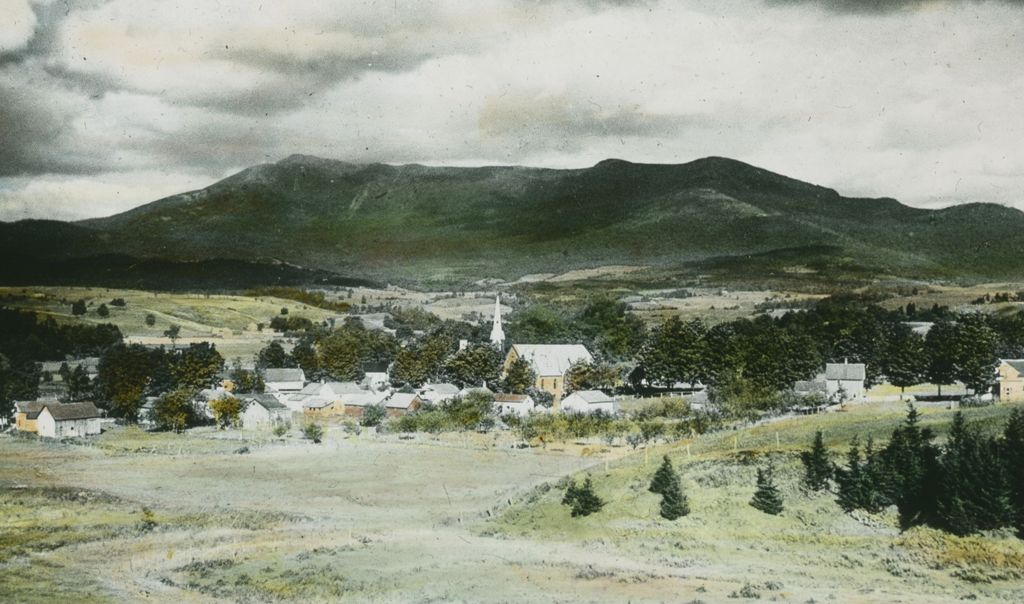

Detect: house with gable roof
[996, 359, 1024, 401]
[503, 344, 593, 405]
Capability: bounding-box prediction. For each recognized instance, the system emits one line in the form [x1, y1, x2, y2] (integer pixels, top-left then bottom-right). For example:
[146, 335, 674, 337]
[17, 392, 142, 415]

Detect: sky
[1, 0, 1022, 221]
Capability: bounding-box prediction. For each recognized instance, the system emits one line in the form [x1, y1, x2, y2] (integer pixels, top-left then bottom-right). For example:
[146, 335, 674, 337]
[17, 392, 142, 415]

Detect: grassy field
[3, 403, 1024, 602]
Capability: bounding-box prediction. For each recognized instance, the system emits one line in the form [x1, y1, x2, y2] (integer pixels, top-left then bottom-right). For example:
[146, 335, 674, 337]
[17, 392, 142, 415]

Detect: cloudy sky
[1, 0, 1022, 221]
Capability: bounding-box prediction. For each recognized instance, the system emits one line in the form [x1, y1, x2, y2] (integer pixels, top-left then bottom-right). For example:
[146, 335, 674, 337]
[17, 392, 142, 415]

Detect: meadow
[3, 402, 1023, 603]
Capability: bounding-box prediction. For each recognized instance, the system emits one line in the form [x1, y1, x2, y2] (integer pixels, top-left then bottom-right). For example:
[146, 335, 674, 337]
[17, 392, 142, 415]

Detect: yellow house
[996, 359, 1024, 401]
[13, 400, 51, 433]
[503, 344, 593, 406]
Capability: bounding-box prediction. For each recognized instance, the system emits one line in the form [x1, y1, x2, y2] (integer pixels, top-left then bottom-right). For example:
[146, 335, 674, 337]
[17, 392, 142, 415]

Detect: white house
[36, 402, 102, 439]
[419, 383, 460, 405]
[284, 381, 365, 412]
[492, 393, 536, 417]
[263, 368, 306, 394]
[560, 390, 617, 415]
[824, 361, 867, 401]
[240, 394, 291, 430]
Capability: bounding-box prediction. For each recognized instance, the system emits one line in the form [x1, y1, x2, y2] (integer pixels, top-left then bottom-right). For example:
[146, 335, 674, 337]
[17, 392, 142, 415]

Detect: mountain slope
[5, 155, 1024, 286]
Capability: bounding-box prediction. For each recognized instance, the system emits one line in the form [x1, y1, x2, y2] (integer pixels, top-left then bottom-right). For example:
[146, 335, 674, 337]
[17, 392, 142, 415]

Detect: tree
[97, 303, 110, 318]
[71, 299, 87, 316]
[280, 307, 289, 315]
[145, 314, 156, 327]
[750, 463, 784, 515]
[951, 317, 999, 395]
[229, 364, 264, 394]
[1002, 409, 1024, 537]
[66, 365, 93, 402]
[883, 325, 926, 397]
[163, 324, 181, 348]
[800, 431, 833, 491]
[562, 475, 604, 517]
[564, 360, 619, 394]
[170, 342, 223, 392]
[0, 353, 40, 420]
[302, 422, 324, 443]
[935, 412, 1013, 535]
[639, 317, 708, 387]
[502, 357, 536, 394]
[152, 388, 198, 432]
[834, 436, 890, 513]
[443, 344, 502, 388]
[256, 341, 293, 369]
[97, 343, 157, 421]
[649, 455, 677, 494]
[878, 404, 942, 529]
[210, 395, 242, 428]
[659, 470, 691, 520]
[361, 403, 387, 427]
[925, 320, 958, 396]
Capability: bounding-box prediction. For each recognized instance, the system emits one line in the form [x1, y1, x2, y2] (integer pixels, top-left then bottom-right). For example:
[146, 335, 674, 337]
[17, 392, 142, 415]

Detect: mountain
[3, 155, 1023, 288]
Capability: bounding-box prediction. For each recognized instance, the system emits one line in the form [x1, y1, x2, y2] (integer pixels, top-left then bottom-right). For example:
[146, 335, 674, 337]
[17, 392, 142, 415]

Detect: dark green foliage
[882, 324, 926, 393]
[564, 360, 620, 394]
[96, 303, 109, 317]
[170, 342, 224, 392]
[360, 404, 387, 427]
[750, 463, 784, 515]
[877, 405, 942, 529]
[0, 308, 122, 363]
[269, 316, 313, 332]
[145, 314, 156, 327]
[800, 431, 833, 491]
[71, 299, 87, 315]
[502, 357, 536, 394]
[0, 353, 40, 419]
[649, 456, 690, 520]
[280, 307, 288, 315]
[229, 365, 264, 394]
[834, 436, 890, 513]
[152, 387, 200, 432]
[442, 344, 502, 388]
[935, 413, 1013, 535]
[109, 298, 127, 307]
[562, 476, 605, 518]
[1003, 409, 1024, 537]
[639, 317, 708, 388]
[65, 365, 93, 401]
[256, 341, 294, 369]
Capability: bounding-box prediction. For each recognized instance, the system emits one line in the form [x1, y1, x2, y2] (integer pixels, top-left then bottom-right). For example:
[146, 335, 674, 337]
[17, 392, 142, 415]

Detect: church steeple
[489, 294, 505, 350]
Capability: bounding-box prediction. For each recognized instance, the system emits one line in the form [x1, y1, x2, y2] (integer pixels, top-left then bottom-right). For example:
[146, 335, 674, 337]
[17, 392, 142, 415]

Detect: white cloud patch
[1, 0, 1023, 220]
[0, 0, 37, 53]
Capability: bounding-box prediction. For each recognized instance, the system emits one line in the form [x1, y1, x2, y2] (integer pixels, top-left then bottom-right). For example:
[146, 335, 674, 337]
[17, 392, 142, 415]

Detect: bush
[303, 422, 324, 443]
[272, 422, 290, 437]
[562, 476, 605, 517]
[361, 404, 387, 427]
[97, 303, 110, 318]
[145, 314, 156, 327]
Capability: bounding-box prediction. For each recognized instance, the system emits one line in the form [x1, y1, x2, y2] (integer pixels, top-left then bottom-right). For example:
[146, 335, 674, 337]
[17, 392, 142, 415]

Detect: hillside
[3, 155, 1023, 287]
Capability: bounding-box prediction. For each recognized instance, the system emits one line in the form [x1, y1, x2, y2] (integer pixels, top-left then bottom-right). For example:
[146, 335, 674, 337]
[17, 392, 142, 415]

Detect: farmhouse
[240, 394, 291, 429]
[287, 381, 364, 412]
[996, 359, 1024, 401]
[503, 344, 593, 404]
[36, 402, 102, 439]
[263, 368, 306, 394]
[493, 393, 536, 417]
[383, 392, 423, 417]
[419, 383, 460, 405]
[13, 399, 52, 433]
[560, 390, 617, 415]
[824, 361, 866, 401]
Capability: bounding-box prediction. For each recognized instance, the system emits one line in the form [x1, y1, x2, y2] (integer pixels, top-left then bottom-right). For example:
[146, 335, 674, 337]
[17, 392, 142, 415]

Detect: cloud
[1, 0, 1024, 221]
[766, 0, 1024, 13]
[0, 0, 37, 55]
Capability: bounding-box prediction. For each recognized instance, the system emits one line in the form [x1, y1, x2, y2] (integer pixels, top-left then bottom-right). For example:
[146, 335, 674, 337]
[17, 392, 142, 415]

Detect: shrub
[361, 404, 387, 427]
[97, 303, 110, 318]
[272, 422, 290, 437]
[750, 463, 784, 515]
[562, 476, 605, 517]
[303, 422, 324, 443]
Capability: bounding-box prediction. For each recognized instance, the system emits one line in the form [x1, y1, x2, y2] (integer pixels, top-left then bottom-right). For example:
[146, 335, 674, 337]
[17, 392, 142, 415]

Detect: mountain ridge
[4, 155, 1023, 287]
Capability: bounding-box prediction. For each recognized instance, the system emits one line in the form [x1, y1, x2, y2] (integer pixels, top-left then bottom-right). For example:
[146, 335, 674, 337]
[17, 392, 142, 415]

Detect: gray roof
[342, 392, 389, 407]
[422, 383, 460, 396]
[1002, 359, 1024, 374]
[493, 393, 532, 403]
[825, 363, 866, 381]
[42, 402, 101, 421]
[14, 400, 51, 419]
[385, 393, 421, 409]
[244, 393, 288, 410]
[510, 344, 593, 377]
[794, 379, 828, 395]
[263, 368, 305, 383]
[563, 390, 614, 404]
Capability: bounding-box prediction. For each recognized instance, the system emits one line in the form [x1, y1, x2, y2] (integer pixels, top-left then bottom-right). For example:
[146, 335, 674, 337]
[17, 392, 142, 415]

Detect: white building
[560, 390, 617, 415]
[419, 382, 461, 405]
[493, 393, 536, 417]
[263, 368, 306, 394]
[824, 361, 867, 401]
[240, 394, 291, 429]
[489, 295, 506, 349]
[36, 402, 102, 438]
[284, 381, 365, 412]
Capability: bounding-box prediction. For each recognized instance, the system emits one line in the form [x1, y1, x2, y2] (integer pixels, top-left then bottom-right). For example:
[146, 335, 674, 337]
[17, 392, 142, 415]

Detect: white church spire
[489, 294, 505, 349]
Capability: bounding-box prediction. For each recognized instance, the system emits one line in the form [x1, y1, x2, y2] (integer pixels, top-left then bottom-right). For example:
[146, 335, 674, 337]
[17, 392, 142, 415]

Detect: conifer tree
[800, 431, 833, 491]
[935, 413, 1013, 535]
[649, 455, 677, 494]
[659, 471, 690, 520]
[750, 463, 784, 515]
[562, 476, 605, 517]
[879, 404, 942, 529]
[835, 436, 889, 513]
[1003, 408, 1024, 537]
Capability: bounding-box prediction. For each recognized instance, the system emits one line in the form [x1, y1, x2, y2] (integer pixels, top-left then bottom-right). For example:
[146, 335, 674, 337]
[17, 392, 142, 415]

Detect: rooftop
[42, 402, 101, 421]
[511, 344, 593, 376]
